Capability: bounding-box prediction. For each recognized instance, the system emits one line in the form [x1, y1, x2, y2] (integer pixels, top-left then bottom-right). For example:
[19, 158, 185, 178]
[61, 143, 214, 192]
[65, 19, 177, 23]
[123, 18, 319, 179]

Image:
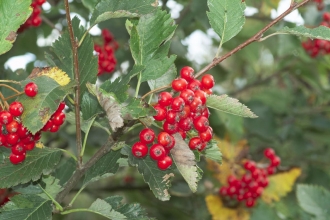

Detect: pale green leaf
[278, 25, 330, 41]
[82, 0, 99, 11]
[201, 139, 222, 164]
[121, 98, 156, 120]
[38, 176, 63, 200]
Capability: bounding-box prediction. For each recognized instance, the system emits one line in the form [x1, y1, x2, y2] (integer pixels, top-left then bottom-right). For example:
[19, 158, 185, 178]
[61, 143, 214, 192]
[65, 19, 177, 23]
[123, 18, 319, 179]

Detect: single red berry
[11, 143, 26, 155]
[172, 78, 188, 92]
[243, 191, 252, 200]
[153, 105, 167, 121]
[50, 125, 59, 133]
[33, 6, 41, 16]
[24, 82, 38, 97]
[194, 90, 207, 105]
[165, 135, 176, 152]
[131, 142, 148, 158]
[245, 198, 255, 208]
[180, 66, 195, 82]
[219, 187, 228, 196]
[33, 132, 41, 141]
[42, 120, 53, 132]
[52, 112, 66, 126]
[227, 185, 237, 196]
[227, 175, 237, 185]
[21, 134, 34, 144]
[158, 132, 172, 148]
[171, 97, 185, 112]
[0, 111, 13, 125]
[270, 156, 281, 167]
[193, 116, 209, 132]
[179, 89, 195, 105]
[9, 101, 24, 117]
[201, 108, 210, 118]
[32, 16, 42, 26]
[157, 156, 172, 170]
[178, 117, 193, 131]
[6, 120, 19, 133]
[251, 169, 261, 179]
[7, 133, 19, 145]
[203, 88, 213, 95]
[139, 128, 155, 144]
[163, 121, 178, 134]
[9, 153, 26, 165]
[166, 110, 180, 124]
[149, 144, 166, 161]
[158, 92, 173, 107]
[24, 142, 35, 151]
[189, 97, 203, 112]
[267, 166, 276, 175]
[0, 134, 7, 146]
[248, 181, 259, 192]
[57, 101, 66, 112]
[36, 0, 46, 5]
[199, 126, 212, 142]
[188, 79, 202, 91]
[201, 74, 215, 89]
[188, 137, 202, 150]
[178, 130, 186, 139]
[323, 12, 330, 22]
[242, 173, 252, 184]
[259, 177, 269, 188]
[179, 105, 191, 119]
[244, 160, 256, 172]
[264, 148, 276, 160]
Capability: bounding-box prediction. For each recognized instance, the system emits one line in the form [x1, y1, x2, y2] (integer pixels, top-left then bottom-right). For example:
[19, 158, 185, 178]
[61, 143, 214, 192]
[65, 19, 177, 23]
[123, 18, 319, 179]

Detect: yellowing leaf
[205, 195, 250, 220]
[207, 138, 248, 185]
[262, 168, 301, 203]
[30, 67, 70, 86]
[36, 142, 44, 149]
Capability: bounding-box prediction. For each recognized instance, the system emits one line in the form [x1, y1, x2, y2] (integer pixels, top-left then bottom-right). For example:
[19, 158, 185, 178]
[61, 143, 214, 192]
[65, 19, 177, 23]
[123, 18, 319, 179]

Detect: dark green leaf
[18, 76, 73, 134]
[53, 157, 76, 186]
[90, 0, 159, 27]
[82, 0, 99, 11]
[201, 139, 222, 164]
[82, 92, 103, 120]
[121, 146, 174, 201]
[0, 148, 62, 188]
[0, 0, 32, 55]
[38, 176, 63, 199]
[121, 98, 156, 120]
[148, 64, 176, 90]
[0, 194, 52, 220]
[207, 0, 246, 46]
[297, 184, 330, 220]
[206, 94, 258, 118]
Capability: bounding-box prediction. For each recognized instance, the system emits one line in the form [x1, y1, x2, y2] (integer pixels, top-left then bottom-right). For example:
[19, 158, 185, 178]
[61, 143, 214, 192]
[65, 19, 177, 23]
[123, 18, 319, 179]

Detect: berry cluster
[0, 82, 66, 165]
[219, 148, 281, 208]
[314, 0, 324, 10]
[302, 12, 330, 57]
[94, 29, 118, 76]
[18, 0, 46, 32]
[131, 66, 215, 170]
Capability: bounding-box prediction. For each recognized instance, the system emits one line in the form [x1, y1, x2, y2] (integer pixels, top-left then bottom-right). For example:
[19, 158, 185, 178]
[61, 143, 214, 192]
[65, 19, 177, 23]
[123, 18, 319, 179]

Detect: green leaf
[18, 76, 73, 134]
[45, 17, 98, 101]
[82, 0, 99, 11]
[171, 134, 202, 192]
[121, 146, 174, 201]
[83, 146, 122, 185]
[278, 26, 330, 41]
[38, 176, 63, 200]
[0, 148, 62, 188]
[90, 0, 159, 27]
[206, 94, 258, 118]
[0, 0, 32, 55]
[53, 157, 76, 186]
[297, 184, 330, 220]
[207, 0, 246, 46]
[121, 98, 156, 120]
[81, 92, 103, 120]
[148, 64, 176, 90]
[0, 194, 52, 220]
[201, 139, 222, 164]
[100, 65, 145, 103]
[129, 10, 177, 83]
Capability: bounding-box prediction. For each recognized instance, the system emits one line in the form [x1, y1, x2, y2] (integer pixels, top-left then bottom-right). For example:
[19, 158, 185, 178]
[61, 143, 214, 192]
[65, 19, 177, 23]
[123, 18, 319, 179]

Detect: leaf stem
[64, 0, 83, 167]
[135, 73, 142, 98]
[80, 117, 96, 157]
[194, 0, 312, 79]
[59, 149, 78, 161]
[0, 92, 9, 109]
[257, 32, 290, 42]
[141, 84, 170, 100]
[0, 84, 21, 94]
[61, 208, 97, 215]
[0, 80, 20, 84]
[38, 184, 64, 212]
[4, 92, 25, 101]
[68, 185, 86, 206]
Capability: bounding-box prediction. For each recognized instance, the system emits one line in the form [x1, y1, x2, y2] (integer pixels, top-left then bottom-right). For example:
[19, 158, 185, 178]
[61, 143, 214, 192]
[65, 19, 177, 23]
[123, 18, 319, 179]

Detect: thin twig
[194, 0, 312, 79]
[0, 92, 9, 109]
[4, 92, 24, 101]
[40, 15, 62, 34]
[141, 84, 170, 100]
[0, 84, 21, 94]
[64, 0, 83, 167]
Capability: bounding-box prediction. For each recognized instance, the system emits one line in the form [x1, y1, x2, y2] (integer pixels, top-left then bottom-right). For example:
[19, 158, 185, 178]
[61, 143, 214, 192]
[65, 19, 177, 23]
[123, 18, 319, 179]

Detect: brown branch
[64, 0, 83, 167]
[194, 0, 312, 79]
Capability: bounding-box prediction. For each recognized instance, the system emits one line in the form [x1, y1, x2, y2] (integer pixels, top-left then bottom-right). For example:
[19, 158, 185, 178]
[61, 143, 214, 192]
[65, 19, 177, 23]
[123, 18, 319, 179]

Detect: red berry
[267, 166, 276, 175]
[189, 97, 203, 113]
[248, 181, 259, 192]
[139, 128, 155, 144]
[35, 0, 46, 5]
[245, 198, 255, 208]
[158, 132, 172, 147]
[203, 88, 213, 95]
[24, 82, 38, 97]
[158, 92, 173, 107]
[52, 112, 66, 126]
[178, 130, 186, 139]
[9, 153, 26, 165]
[149, 144, 166, 161]
[50, 125, 59, 132]
[264, 148, 276, 159]
[7, 133, 19, 145]
[198, 142, 207, 151]
[172, 78, 188, 92]
[193, 116, 209, 132]
[188, 137, 202, 150]
[57, 101, 66, 111]
[32, 16, 42, 26]
[323, 12, 330, 22]
[0, 134, 7, 146]
[199, 126, 213, 142]
[179, 105, 191, 119]
[11, 143, 26, 155]
[227, 175, 237, 185]
[194, 90, 207, 105]
[244, 160, 256, 172]
[178, 117, 193, 131]
[201, 108, 210, 118]
[163, 121, 178, 134]
[179, 89, 195, 105]
[33, 132, 41, 141]
[188, 79, 202, 91]
[270, 156, 281, 167]
[9, 101, 24, 117]
[242, 173, 252, 184]
[201, 74, 215, 89]
[251, 169, 261, 179]
[219, 187, 228, 196]
[6, 120, 19, 133]
[171, 97, 185, 112]
[259, 177, 269, 188]
[131, 142, 148, 158]
[153, 105, 167, 121]
[180, 66, 195, 82]
[227, 185, 237, 196]
[24, 142, 35, 151]
[157, 156, 172, 170]
[0, 111, 13, 125]
[166, 110, 180, 124]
